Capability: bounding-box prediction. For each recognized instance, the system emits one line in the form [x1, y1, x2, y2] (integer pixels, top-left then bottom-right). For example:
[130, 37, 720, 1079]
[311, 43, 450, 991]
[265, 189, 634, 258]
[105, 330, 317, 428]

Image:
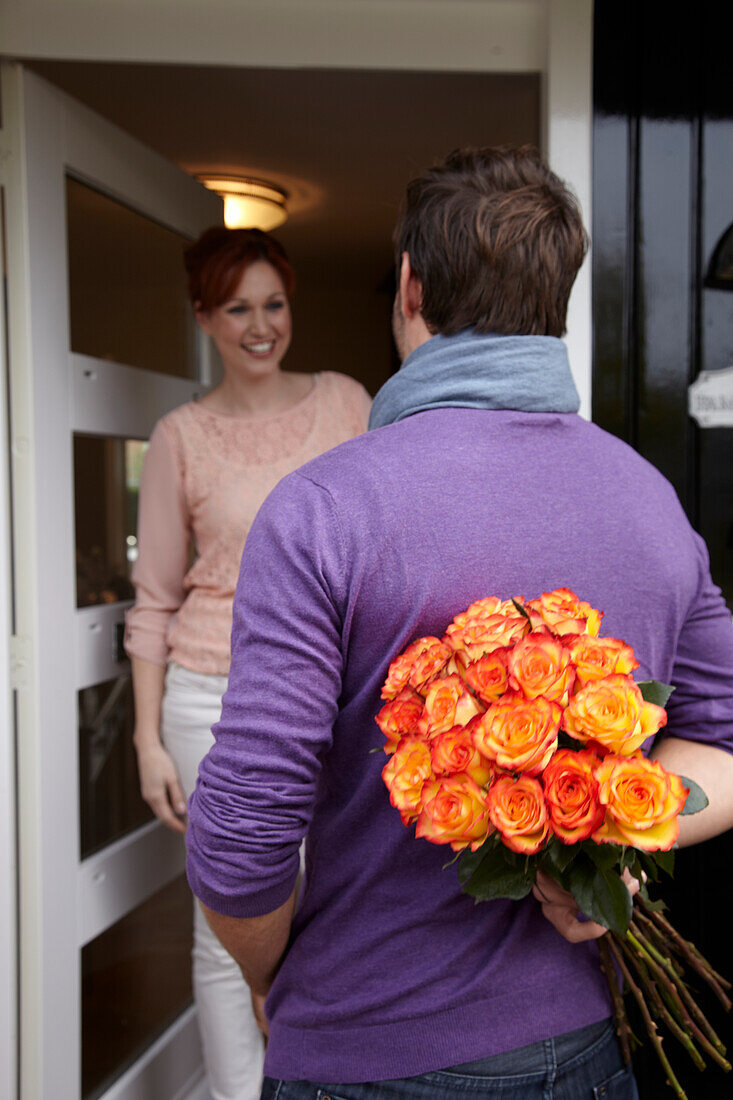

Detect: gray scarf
[368, 330, 580, 430]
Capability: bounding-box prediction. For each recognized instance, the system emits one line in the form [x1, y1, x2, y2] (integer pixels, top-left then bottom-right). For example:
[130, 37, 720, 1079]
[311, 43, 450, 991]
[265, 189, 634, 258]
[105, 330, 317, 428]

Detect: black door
[593, 2, 733, 1095]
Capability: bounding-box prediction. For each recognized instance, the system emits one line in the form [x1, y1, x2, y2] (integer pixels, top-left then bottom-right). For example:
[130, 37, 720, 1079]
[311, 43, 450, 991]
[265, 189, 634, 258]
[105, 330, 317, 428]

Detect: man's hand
[533, 869, 640, 943]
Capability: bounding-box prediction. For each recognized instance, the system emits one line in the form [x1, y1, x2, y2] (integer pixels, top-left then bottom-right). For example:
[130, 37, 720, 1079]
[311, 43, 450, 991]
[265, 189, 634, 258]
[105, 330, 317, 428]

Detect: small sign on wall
[688, 366, 733, 428]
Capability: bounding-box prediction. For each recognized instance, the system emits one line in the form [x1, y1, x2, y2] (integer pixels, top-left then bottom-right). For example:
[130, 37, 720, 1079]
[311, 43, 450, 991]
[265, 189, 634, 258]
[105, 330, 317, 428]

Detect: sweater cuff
[186, 851, 298, 919]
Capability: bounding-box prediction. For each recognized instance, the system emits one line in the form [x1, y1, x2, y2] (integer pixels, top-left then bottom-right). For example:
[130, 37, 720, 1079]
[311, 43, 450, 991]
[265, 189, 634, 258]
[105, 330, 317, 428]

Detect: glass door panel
[78, 675, 153, 859]
[66, 177, 197, 378]
[81, 874, 194, 1100]
[74, 434, 147, 609]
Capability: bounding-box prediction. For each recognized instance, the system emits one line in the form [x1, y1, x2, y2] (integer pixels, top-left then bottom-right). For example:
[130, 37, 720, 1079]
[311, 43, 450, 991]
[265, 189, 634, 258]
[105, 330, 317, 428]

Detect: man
[186, 147, 733, 1099]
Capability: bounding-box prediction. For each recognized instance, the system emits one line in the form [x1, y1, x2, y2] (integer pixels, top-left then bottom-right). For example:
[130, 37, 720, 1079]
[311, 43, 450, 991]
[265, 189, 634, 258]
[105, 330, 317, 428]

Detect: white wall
[1, 0, 544, 71]
[546, 0, 593, 418]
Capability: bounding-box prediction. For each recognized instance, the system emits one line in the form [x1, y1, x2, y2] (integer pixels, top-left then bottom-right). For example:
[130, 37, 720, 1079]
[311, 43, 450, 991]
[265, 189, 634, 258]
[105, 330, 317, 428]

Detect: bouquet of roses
[376, 589, 730, 1098]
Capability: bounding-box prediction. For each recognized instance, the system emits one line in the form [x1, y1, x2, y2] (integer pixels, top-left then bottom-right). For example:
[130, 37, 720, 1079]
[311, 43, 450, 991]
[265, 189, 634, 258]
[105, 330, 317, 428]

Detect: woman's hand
[135, 739, 187, 834]
[532, 869, 641, 943]
[251, 991, 269, 1040]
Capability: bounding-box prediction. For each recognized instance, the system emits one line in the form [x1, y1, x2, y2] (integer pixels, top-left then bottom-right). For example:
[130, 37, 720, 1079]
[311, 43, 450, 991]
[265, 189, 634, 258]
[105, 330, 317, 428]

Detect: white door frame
[0, 154, 19, 1100]
[0, 62, 221, 1099]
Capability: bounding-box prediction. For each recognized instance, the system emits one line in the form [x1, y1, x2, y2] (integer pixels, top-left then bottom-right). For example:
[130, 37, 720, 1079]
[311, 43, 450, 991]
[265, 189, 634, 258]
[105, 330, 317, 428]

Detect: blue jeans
[260, 1019, 638, 1099]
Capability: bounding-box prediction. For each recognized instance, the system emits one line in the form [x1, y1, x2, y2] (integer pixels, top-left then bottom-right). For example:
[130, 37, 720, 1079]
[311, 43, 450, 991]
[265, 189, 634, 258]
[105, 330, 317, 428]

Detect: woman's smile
[197, 259, 292, 374]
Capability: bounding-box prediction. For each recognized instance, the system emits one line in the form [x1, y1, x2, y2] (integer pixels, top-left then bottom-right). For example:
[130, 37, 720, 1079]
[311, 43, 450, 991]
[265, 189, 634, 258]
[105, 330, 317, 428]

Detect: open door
[1, 63, 222, 1100]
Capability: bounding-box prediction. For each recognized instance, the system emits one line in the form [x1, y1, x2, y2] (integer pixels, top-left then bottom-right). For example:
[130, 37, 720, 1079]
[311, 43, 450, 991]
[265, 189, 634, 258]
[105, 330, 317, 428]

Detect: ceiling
[27, 61, 540, 289]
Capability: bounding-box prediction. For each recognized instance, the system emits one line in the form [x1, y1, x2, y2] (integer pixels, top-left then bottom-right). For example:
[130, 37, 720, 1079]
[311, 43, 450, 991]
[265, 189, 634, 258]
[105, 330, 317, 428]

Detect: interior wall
[288, 283, 395, 394]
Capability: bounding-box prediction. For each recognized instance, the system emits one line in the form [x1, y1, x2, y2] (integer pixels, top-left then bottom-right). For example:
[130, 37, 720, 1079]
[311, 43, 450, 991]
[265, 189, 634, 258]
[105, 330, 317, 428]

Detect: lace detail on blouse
[124, 372, 372, 674]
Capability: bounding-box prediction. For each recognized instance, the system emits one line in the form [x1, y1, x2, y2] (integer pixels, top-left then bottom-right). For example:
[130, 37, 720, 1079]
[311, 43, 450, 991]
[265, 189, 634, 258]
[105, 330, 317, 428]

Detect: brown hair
[393, 146, 588, 337]
[184, 226, 295, 310]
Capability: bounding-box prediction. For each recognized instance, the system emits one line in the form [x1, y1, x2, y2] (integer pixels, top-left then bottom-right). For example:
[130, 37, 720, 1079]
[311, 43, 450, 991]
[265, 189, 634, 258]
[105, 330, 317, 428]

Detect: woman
[124, 226, 372, 1100]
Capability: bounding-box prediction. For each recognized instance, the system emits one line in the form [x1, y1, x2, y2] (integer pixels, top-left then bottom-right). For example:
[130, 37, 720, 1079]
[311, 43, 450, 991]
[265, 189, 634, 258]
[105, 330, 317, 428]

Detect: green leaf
[651, 848, 675, 878]
[626, 851, 645, 885]
[580, 840, 624, 872]
[634, 849, 660, 883]
[462, 862, 534, 903]
[637, 680, 675, 707]
[456, 834, 502, 883]
[678, 776, 709, 816]
[458, 839, 532, 902]
[369, 745, 385, 755]
[639, 885, 666, 912]
[511, 598, 532, 623]
[542, 837, 578, 875]
[564, 858, 633, 934]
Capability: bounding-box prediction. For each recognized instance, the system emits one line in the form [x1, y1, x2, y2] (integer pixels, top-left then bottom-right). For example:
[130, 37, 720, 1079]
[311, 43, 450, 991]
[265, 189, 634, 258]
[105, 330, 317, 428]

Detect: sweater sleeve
[124, 419, 191, 667]
[662, 531, 733, 755]
[186, 471, 346, 917]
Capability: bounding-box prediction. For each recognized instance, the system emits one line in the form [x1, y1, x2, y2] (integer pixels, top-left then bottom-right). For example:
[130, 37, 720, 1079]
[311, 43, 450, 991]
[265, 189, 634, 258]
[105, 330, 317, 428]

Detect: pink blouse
[124, 372, 372, 674]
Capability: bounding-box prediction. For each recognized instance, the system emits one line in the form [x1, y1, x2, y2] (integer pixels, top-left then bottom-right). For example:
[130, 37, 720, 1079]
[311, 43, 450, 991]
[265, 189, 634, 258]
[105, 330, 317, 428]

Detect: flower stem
[608, 936, 688, 1100]
[623, 928, 730, 1070]
[617, 943, 706, 1072]
[637, 895, 732, 1007]
[598, 934, 633, 1066]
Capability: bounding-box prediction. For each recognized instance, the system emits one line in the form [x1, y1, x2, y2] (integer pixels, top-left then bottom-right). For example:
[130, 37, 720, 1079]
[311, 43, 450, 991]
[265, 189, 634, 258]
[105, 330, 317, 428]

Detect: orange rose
[449, 596, 522, 629]
[593, 755, 688, 851]
[564, 674, 667, 755]
[431, 722, 494, 787]
[525, 588, 603, 637]
[418, 674, 483, 737]
[460, 649, 510, 705]
[375, 687, 426, 753]
[381, 636, 451, 700]
[542, 749, 605, 844]
[444, 613, 529, 662]
[487, 774, 550, 854]
[415, 774, 491, 851]
[473, 692, 561, 775]
[565, 635, 639, 686]
[507, 631, 575, 704]
[381, 738, 434, 825]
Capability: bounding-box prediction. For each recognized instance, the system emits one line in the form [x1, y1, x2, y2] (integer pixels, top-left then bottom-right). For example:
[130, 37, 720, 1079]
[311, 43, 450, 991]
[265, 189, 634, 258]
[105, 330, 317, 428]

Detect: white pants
[162, 662, 265, 1100]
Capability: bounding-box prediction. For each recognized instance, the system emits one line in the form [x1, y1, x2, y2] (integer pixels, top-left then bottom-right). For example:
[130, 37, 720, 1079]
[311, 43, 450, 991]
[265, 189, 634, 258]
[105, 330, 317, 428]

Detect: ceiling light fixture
[197, 175, 289, 231]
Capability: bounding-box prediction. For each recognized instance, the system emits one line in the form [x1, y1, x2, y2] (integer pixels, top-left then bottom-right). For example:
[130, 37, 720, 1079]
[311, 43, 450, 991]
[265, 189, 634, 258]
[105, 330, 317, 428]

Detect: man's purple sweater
[187, 409, 733, 1083]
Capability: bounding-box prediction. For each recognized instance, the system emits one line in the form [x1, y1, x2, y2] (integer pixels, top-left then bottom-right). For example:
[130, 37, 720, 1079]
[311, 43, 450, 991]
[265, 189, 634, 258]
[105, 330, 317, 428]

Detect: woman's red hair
[184, 227, 295, 310]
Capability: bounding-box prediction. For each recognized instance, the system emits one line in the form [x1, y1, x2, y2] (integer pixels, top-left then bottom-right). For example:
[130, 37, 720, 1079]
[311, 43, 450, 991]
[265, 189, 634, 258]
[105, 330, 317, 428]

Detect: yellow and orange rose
[430, 722, 494, 787]
[381, 738, 434, 825]
[473, 692, 561, 775]
[415, 773, 491, 851]
[565, 634, 639, 686]
[542, 748, 605, 844]
[444, 612, 529, 662]
[460, 649, 510, 705]
[593, 755, 688, 851]
[381, 636, 451, 700]
[375, 687, 425, 753]
[486, 774, 550, 854]
[418, 674, 483, 737]
[507, 631, 575, 705]
[525, 588, 603, 637]
[449, 596, 522, 629]
[564, 674, 667, 756]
